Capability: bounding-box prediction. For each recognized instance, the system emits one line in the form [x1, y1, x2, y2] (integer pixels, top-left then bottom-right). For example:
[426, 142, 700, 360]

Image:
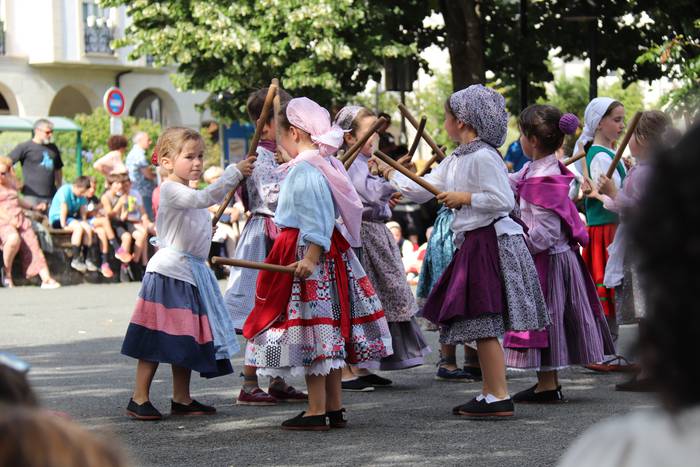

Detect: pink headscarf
[280, 97, 363, 245]
[286, 97, 345, 157]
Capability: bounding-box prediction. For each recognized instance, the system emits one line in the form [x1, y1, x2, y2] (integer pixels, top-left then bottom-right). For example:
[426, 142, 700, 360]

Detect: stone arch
[129, 88, 182, 126]
[48, 85, 94, 118]
[0, 81, 19, 115]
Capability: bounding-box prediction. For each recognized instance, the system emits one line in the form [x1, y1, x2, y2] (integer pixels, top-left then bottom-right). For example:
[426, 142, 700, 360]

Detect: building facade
[0, 0, 209, 127]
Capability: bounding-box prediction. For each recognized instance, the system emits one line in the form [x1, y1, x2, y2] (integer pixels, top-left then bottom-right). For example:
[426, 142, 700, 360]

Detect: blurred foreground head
[0, 406, 127, 467]
[631, 123, 700, 411]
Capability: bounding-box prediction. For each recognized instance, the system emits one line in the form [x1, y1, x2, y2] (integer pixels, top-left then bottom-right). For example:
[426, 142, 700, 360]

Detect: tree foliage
[103, 0, 433, 120]
[636, 19, 700, 120]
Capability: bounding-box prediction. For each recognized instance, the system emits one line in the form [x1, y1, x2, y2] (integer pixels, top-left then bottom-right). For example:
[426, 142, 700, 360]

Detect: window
[82, 1, 114, 54]
[0, 0, 6, 56]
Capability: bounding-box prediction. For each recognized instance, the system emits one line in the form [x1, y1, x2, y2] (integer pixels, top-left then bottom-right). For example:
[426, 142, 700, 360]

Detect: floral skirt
[245, 230, 393, 378]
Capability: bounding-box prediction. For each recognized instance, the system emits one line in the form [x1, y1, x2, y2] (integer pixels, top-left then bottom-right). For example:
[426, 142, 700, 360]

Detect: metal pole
[76, 130, 83, 176]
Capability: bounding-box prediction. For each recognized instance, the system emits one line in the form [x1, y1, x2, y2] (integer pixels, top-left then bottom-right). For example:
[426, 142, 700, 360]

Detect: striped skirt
[505, 248, 615, 370]
[121, 272, 234, 378]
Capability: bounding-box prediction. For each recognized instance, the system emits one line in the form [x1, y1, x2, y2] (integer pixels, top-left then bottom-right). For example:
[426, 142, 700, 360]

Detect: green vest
[584, 146, 627, 226]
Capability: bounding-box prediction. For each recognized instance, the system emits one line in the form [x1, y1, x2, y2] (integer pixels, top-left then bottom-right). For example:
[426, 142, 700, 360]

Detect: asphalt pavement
[1, 282, 655, 467]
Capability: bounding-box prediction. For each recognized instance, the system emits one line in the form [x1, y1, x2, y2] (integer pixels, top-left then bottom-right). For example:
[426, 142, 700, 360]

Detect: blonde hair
[153, 127, 204, 171]
[203, 166, 224, 184]
[0, 155, 12, 168]
[0, 406, 128, 467]
[635, 110, 672, 146]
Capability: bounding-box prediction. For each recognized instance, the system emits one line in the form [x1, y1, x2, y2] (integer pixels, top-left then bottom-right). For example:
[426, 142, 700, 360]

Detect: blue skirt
[121, 272, 234, 378]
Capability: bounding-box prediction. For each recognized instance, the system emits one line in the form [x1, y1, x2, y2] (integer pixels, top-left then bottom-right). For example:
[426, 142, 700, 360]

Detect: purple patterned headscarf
[449, 84, 508, 148]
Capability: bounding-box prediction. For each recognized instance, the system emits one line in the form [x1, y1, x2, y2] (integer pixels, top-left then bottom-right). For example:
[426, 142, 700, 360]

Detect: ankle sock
[101, 252, 109, 264]
[485, 393, 510, 404]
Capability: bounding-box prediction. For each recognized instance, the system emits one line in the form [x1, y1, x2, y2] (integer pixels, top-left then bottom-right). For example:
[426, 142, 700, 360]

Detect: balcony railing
[83, 2, 114, 54]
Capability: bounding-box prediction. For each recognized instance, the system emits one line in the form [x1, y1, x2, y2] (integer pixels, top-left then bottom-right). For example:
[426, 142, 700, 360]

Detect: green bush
[53, 108, 162, 195]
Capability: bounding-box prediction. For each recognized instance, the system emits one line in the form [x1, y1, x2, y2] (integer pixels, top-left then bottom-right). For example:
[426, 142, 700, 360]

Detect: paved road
[2, 282, 655, 467]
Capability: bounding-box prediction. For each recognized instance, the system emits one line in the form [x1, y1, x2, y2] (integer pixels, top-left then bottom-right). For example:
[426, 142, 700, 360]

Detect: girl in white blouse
[121, 127, 254, 421]
[377, 85, 549, 418]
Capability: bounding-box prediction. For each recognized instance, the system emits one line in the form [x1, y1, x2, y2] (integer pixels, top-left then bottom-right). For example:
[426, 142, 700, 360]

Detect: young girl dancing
[574, 98, 627, 363]
[223, 88, 307, 406]
[587, 110, 676, 391]
[377, 85, 549, 417]
[243, 97, 393, 430]
[504, 105, 615, 402]
[121, 127, 254, 420]
[335, 105, 430, 391]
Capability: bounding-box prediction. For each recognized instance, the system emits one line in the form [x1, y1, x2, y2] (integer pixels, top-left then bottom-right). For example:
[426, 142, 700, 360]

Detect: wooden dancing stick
[416, 145, 447, 177]
[398, 104, 447, 161]
[373, 150, 441, 197]
[342, 116, 388, 170]
[211, 257, 297, 274]
[406, 116, 427, 160]
[272, 78, 281, 147]
[563, 151, 587, 166]
[606, 111, 642, 179]
[212, 82, 277, 226]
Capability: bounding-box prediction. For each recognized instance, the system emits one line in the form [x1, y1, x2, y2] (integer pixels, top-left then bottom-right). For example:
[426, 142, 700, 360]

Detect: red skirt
[582, 224, 617, 317]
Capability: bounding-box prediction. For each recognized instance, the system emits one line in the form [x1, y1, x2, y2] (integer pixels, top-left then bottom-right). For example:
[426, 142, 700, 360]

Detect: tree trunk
[439, 0, 486, 91]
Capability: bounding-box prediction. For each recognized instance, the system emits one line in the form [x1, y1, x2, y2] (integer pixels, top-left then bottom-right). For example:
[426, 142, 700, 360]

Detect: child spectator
[0, 156, 60, 288]
[121, 178, 153, 269]
[47, 176, 95, 273]
[100, 173, 135, 270]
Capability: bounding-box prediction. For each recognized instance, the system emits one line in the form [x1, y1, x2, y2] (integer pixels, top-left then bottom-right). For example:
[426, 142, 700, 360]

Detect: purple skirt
[421, 224, 503, 325]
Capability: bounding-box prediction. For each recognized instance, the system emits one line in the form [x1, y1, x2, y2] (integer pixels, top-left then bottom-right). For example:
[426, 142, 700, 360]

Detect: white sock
[476, 394, 485, 402]
[485, 393, 510, 404]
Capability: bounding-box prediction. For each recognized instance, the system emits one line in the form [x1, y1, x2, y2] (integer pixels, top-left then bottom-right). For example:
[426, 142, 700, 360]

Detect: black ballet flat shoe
[171, 399, 217, 416]
[454, 397, 515, 418]
[281, 411, 330, 431]
[512, 384, 564, 404]
[615, 376, 656, 392]
[358, 374, 393, 387]
[326, 408, 347, 428]
[126, 399, 163, 421]
[462, 366, 483, 381]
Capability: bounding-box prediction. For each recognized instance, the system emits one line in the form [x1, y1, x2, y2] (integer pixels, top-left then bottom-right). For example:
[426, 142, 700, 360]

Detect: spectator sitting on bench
[0, 156, 60, 289]
[85, 177, 128, 279]
[101, 172, 137, 278]
[121, 177, 153, 270]
[48, 176, 95, 273]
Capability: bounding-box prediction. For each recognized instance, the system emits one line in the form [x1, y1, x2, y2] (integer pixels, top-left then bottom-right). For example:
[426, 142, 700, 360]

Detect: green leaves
[102, 0, 431, 121]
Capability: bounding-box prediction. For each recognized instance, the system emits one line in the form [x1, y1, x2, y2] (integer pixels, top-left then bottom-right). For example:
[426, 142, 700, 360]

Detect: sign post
[103, 87, 126, 135]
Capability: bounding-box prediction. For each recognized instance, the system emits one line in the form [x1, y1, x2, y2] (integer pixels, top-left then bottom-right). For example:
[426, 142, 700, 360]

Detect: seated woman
[0, 156, 60, 289]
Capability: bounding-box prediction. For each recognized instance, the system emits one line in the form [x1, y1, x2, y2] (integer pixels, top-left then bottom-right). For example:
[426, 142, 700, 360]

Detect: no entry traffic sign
[103, 87, 126, 117]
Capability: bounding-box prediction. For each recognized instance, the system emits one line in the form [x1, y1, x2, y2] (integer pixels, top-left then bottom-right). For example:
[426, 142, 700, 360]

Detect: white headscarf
[572, 97, 616, 174]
